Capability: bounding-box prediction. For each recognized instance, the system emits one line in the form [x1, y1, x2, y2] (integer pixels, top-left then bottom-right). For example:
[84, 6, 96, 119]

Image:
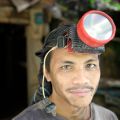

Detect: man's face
[45, 48, 100, 108]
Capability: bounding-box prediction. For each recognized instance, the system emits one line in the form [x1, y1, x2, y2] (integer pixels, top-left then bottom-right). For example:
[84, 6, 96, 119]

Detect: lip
[69, 88, 91, 97]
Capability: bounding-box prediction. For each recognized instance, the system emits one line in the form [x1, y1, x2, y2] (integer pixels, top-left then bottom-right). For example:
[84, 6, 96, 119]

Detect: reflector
[77, 10, 116, 47]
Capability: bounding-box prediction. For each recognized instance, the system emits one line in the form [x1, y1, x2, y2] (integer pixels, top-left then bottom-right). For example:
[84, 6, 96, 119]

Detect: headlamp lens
[77, 10, 116, 47]
[84, 13, 112, 40]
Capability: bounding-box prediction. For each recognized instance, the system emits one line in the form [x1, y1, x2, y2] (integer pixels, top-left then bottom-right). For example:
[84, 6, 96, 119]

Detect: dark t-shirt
[12, 99, 118, 120]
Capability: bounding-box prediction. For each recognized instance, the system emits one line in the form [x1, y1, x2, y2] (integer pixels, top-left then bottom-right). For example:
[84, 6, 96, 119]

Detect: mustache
[66, 84, 94, 92]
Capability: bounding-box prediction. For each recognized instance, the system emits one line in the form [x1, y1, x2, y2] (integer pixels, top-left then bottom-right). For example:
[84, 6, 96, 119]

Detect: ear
[44, 69, 51, 82]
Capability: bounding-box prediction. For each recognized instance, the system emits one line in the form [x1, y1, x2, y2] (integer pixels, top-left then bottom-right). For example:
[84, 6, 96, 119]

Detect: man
[13, 10, 118, 120]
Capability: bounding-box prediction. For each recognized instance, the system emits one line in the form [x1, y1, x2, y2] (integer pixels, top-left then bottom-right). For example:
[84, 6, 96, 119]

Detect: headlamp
[36, 10, 116, 58]
[77, 10, 116, 47]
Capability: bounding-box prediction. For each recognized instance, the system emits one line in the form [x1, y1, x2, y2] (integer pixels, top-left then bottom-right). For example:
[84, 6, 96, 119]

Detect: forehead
[51, 48, 99, 62]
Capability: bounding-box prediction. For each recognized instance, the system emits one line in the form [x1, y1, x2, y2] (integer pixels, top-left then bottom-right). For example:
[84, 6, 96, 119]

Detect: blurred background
[0, 0, 120, 119]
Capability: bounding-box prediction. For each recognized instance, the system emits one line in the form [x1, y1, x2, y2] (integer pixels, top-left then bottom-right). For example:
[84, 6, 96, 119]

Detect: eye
[86, 64, 97, 70]
[60, 65, 72, 71]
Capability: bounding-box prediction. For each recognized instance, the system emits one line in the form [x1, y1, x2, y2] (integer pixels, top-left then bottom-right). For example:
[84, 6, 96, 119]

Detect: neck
[49, 95, 91, 120]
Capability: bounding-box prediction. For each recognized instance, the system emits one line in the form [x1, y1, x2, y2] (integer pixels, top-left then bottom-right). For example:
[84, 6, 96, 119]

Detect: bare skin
[49, 87, 91, 120]
[45, 48, 100, 120]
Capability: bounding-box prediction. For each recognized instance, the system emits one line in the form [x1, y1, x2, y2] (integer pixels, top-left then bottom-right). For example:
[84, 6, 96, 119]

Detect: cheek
[88, 70, 100, 87]
[51, 71, 70, 91]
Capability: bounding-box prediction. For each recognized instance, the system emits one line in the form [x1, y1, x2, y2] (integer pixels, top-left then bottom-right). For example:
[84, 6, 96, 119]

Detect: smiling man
[45, 49, 100, 120]
[13, 10, 118, 120]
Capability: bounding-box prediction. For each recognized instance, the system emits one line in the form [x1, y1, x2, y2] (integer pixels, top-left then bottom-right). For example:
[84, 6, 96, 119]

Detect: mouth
[68, 88, 92, 97]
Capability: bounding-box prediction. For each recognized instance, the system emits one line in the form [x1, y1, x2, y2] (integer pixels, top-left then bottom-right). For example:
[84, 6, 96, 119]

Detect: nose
[72, 69, 89, 85]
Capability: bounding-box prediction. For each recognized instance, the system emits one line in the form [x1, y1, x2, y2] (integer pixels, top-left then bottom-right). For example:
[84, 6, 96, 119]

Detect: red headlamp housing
[77, 10, 116, 47]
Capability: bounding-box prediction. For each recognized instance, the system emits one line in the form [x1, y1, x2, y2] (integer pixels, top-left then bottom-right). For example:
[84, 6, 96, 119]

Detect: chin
[74, 101, 91, 108]
[68, 97, 93, 108]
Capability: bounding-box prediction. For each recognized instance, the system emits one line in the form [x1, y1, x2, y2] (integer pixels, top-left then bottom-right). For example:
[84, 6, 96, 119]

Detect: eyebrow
[61, 61, 74, 64]
[60, 58, 98, 64]
[85, 58, 98, 64]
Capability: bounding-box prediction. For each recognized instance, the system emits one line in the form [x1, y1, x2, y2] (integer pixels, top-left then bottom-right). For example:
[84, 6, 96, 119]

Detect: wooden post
[25, 8, 44, 104]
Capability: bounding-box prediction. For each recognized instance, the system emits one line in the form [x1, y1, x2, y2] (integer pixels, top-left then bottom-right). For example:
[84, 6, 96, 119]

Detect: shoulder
[12, 99, 53, 120]
[91, 103, 118, 120]
[12, 103, 43, 120]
